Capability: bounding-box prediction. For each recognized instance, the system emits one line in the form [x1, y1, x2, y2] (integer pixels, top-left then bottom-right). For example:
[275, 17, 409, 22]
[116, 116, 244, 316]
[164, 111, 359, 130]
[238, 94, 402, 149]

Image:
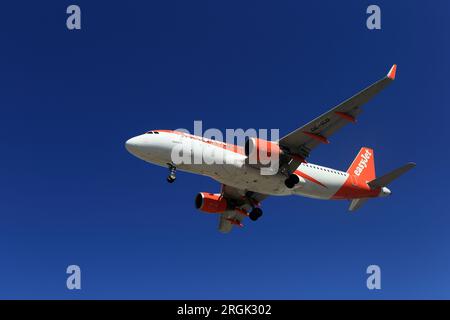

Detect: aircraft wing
[218, 184, 268, 233]
[279, 65, 397, 171]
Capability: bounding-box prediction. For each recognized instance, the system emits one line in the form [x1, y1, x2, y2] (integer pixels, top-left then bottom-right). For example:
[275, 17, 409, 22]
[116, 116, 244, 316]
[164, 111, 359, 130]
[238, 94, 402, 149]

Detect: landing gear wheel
[284, 174, 300, 189]
[167, 176, 176, 183]
[284, 179, 295, 189]
[167, 163, 177, 183]
[249, 207, 263, 221]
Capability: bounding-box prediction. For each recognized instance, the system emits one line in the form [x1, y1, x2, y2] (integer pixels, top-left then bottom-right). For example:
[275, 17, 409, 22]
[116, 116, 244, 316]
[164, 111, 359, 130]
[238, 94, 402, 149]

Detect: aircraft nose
[125, 136, 142, 155]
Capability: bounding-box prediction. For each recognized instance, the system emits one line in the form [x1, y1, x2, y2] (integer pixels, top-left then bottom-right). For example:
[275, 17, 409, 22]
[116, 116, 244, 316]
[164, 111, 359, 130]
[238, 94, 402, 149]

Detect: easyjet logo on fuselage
[354, 149, 372, 176]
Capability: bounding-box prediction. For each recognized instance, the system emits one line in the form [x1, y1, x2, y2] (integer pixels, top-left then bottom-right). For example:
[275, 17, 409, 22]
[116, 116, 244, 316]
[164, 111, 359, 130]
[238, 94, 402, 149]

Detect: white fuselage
[124, 130, 374, 200]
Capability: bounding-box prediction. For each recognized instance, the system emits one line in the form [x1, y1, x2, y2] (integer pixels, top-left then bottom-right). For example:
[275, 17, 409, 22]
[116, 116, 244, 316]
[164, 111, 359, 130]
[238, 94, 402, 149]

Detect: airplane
[125, 64, 415, 233]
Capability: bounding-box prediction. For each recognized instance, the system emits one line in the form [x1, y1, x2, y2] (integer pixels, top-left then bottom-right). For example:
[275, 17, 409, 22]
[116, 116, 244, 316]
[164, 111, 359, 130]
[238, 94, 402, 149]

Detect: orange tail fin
[347, 147, 376, 181]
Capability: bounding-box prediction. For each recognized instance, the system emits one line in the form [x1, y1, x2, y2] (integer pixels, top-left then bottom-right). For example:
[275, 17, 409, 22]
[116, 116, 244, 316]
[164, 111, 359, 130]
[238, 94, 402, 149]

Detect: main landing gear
[167, 163, 176, 183]
[249, 207, 263, 221]
[284, 174, 300, 189]
[245, 192, 263, 221]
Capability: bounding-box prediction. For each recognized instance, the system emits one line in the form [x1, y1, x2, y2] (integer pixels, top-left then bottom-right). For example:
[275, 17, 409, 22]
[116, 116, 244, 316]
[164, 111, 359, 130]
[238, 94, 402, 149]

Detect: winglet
[387, 64, 397, 80]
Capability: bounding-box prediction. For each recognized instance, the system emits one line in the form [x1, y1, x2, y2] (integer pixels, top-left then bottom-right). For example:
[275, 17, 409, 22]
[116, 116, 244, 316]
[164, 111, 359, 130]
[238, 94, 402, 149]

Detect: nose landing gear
[167, 163, 177, 183]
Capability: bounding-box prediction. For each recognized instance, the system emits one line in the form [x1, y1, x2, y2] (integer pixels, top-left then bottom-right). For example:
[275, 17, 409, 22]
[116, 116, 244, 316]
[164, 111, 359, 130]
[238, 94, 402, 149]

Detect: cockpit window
[146, 131, 159, 134]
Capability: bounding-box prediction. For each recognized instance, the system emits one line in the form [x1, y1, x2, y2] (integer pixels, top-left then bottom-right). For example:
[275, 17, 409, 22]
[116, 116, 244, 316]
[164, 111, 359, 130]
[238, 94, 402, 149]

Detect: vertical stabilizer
[347, 147, 376, 181]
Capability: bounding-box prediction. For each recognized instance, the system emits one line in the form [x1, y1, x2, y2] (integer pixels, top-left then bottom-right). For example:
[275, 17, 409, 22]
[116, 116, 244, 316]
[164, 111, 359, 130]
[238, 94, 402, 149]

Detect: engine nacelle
[195, 192, 228, 213]
[245, 137, 282, 166]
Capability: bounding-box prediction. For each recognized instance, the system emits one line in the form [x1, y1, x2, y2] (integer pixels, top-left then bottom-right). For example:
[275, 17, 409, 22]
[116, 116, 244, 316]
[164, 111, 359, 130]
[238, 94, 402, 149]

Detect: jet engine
[195, 192, 228, 213]
[244, 138, 283, 166]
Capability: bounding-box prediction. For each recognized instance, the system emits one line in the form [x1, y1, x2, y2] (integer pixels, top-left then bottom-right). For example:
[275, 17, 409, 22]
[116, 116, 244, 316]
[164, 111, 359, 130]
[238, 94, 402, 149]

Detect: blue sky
[0, 1, 449, 299]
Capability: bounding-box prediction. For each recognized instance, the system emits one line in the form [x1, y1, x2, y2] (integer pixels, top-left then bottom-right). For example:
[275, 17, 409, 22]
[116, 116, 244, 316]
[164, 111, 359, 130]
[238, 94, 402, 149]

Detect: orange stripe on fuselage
[153, 130, 377, 199]
[331, 174, 381, 199]
[294, 170, 327, 188]
[154, 130, 246, 155]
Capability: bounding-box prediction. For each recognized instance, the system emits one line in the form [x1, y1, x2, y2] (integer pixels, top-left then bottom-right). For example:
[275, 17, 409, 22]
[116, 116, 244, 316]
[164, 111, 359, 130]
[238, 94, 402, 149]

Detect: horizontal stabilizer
[368, 162, 416, 189]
